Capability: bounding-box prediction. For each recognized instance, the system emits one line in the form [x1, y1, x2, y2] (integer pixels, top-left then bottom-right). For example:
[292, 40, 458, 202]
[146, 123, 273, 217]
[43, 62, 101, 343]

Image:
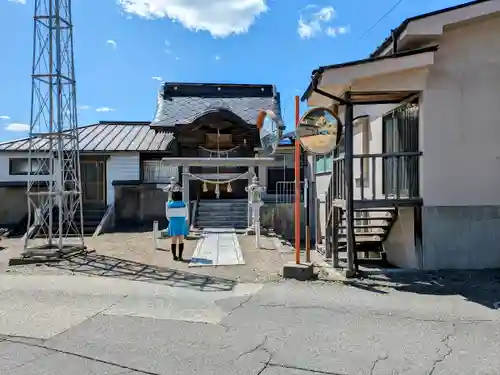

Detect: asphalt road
[1, 272, 499, 375]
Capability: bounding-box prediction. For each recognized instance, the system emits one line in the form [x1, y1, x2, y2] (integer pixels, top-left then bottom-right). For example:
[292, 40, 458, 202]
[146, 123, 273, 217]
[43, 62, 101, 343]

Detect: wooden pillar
[332, 207, 340, 268]
[343, 92, 356, 277]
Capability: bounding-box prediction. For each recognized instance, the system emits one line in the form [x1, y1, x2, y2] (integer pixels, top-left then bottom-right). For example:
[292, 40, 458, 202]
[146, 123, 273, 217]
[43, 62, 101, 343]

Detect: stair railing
[190, 186, 201, 229]
[92, 204, 115, 238]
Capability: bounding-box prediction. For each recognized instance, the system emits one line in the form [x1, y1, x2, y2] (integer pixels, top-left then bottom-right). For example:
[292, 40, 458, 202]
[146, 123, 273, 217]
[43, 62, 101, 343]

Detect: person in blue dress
[165, 191, 189, 261]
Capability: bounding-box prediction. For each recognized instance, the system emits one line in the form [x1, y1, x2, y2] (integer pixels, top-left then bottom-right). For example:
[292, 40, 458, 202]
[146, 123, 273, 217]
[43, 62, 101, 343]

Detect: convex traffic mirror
[296, 107, 342, 155]
[256, 109, 284, 155]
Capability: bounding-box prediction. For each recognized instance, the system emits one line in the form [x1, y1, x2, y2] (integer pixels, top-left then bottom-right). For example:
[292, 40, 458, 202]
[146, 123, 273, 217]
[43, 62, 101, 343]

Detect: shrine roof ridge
[151, 82, 282, 128]
[162, 82, 277, 99]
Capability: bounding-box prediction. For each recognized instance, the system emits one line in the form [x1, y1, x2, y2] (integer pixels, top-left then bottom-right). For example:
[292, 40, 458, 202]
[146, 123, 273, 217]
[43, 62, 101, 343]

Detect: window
[315, 153, 332, 174]
[382, 100, 419, 197]
[9, 158, 50, 176]
[355, 118, 370, 188]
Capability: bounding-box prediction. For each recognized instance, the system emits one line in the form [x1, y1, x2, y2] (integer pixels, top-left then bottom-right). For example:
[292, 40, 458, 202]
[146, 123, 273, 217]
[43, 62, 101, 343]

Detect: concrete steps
[195, 199, 248, 229]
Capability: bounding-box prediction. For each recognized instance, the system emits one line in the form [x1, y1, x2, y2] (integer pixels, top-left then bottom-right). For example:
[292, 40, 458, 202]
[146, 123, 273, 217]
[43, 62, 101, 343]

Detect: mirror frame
[297, 106, 343, 155]
[256, 109, 284, 153]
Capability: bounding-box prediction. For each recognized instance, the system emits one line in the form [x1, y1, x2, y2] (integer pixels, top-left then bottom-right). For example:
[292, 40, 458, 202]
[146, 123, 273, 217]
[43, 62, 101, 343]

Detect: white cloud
[5, 123, 29, 132]
[175, 56, 181, 60]
[117, 0, 268, 38]
[164, 39, 173, 53]
[96, 107, 115, 112]
[8, 0, 26, 4]
[337, 26, 349, 34]
[79, 105, 91, 110]
[215, 54, 221, 60]
[106, 40, 117, 49]
[0, 115, 10, 120]
[298, 5, 348, 39]
[152, 76, 163, 81]
[326, 25, 350, 37]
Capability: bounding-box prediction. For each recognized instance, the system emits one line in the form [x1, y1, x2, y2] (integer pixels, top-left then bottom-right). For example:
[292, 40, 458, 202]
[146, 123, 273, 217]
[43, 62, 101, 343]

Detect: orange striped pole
[294, 96, 301, 264]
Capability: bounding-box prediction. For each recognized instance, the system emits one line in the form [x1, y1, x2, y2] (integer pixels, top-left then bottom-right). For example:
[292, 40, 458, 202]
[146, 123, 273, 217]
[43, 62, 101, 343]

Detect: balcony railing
[142, 161, 178, 183]
[327, 151, 421, 208]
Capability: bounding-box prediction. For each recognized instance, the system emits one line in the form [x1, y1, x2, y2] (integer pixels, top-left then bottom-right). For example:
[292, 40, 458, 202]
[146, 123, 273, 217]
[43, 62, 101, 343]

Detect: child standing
[165, 191, 189, 261]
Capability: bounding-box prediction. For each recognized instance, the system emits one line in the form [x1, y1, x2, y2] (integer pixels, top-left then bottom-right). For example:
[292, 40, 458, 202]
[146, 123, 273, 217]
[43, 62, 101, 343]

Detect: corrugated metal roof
[150, 82, 282, 128]
[0, 122, 174, 152]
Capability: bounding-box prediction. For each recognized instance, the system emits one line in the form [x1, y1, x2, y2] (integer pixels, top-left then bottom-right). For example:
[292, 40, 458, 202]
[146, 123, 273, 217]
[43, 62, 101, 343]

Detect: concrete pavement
[1, 273, 500, 374]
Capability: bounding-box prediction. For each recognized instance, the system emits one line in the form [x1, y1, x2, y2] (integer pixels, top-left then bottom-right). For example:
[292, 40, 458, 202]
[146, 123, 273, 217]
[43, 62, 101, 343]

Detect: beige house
[305, 0, 500, 270]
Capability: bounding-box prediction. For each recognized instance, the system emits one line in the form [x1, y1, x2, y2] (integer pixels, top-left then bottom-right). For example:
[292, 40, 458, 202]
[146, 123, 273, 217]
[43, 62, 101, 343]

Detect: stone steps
[195, 199, 248, 229]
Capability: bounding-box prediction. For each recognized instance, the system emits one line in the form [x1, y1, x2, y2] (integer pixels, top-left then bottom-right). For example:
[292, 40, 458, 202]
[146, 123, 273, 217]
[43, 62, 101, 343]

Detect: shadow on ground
[47, 251, 237, 292]
[344, 269, 500, 309]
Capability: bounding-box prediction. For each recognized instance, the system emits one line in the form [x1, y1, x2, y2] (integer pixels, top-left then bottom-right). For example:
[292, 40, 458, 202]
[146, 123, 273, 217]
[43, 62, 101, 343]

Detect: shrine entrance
[196, 178, 248, 200]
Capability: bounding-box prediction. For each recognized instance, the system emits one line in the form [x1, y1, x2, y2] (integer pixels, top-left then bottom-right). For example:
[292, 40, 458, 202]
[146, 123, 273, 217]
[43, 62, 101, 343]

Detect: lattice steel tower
[23, 0, 85, 255]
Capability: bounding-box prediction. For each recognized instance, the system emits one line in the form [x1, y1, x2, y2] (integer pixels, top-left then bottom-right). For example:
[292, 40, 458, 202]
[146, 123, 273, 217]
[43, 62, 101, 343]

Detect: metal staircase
[337, 207, 398, 260]
[195, 199, 248, 229]
[28, 202, 107, 238]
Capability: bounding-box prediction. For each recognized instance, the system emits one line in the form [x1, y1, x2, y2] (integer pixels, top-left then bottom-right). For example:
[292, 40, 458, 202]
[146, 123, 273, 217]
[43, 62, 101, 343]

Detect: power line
[361, 0, 405, 38]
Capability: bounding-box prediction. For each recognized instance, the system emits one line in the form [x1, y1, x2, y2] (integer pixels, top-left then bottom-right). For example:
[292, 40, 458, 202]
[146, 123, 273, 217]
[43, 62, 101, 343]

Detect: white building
[305, 0, 500, 270]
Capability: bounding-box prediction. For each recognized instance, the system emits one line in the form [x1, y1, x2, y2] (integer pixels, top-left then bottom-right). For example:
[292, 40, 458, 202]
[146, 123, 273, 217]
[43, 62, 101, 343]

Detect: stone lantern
[245, 175, 265, 247]
[162, 176, 182, 201]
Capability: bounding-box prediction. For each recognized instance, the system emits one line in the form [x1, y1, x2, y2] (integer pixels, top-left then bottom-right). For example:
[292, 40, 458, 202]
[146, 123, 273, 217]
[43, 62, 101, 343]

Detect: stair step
[197, 223, 247, 226]
[198, 208, 247, 213]
[197, 224, 247, 228]
[196, 199, 248, 230]
[198, 215, 246, 219]
[340, 224, 389, 229]
[339, 229, 386, 235]
[338, 235, 383, 243]
[343, 214, 393, 219]
[353, 207, 397, 212]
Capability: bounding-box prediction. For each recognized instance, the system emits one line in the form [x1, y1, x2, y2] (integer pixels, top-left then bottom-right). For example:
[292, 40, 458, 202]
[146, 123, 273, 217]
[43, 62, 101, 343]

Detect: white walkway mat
[189, 228, 245, 267]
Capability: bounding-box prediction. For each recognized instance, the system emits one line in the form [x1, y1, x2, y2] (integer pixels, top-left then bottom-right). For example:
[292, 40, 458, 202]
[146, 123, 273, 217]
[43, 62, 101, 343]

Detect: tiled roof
[150, 82, 282, 128]
[0, 122, 174, 152]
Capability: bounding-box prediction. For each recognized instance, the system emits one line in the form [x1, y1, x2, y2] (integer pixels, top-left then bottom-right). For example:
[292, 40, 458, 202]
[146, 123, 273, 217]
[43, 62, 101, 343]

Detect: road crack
[369, 353, 389, 375]
[258, 303, 494, 324]
[227, 294, 255, 317]
[0, 337, 160, 375]
[427, 324, 456, 375]
[256, 353, 273, 375]
[236, 336, 268, 360]
[266, 362, 347, 374]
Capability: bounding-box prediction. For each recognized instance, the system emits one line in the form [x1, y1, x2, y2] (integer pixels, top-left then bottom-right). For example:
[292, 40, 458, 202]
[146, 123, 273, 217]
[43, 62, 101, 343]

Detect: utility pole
[23, 0, 85, 257]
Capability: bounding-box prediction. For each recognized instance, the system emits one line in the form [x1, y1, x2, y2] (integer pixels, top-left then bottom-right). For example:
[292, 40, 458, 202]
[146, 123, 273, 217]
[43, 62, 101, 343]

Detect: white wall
[422, 14, 500, 206]
[106, 153, 140, 204]
[383, 207, 418, 268]
[0, 152, 56, 182]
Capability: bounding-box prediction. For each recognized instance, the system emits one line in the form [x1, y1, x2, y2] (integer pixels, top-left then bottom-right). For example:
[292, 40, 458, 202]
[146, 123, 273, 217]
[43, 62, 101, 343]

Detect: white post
[247, 166, 255, 227]
[245, 175, 264, 246]
[153, 220, 159, 250]
[182, 166, 190, 223]
[253, 203, 262, 248]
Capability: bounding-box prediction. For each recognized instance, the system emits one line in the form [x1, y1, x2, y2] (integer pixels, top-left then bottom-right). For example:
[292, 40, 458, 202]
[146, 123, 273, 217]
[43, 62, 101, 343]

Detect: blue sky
[0, 0, 467, 141]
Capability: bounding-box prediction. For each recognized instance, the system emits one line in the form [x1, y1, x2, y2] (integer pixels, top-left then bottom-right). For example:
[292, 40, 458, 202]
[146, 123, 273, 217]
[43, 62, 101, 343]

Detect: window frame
[382, 99, 419, 197]
[9, 158, 51, 176]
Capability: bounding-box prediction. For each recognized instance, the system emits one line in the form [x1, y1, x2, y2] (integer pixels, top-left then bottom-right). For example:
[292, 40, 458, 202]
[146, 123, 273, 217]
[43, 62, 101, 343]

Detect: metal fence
[274, 181, 305, 204]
